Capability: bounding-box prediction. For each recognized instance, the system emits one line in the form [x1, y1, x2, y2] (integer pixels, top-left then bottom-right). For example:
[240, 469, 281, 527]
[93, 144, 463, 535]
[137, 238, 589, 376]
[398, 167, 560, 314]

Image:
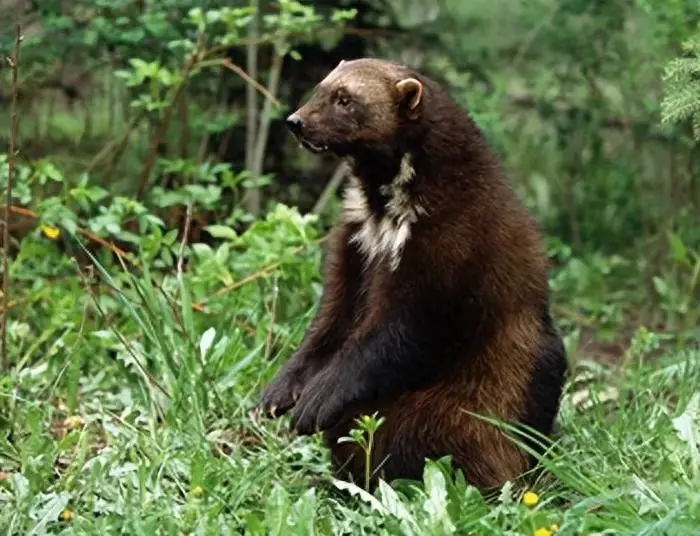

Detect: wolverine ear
[396, 78, 423, 118]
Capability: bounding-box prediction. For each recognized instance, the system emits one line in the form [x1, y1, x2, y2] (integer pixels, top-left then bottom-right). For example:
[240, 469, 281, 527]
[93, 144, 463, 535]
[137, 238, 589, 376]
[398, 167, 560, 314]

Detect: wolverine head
[285, 58, 424, 157]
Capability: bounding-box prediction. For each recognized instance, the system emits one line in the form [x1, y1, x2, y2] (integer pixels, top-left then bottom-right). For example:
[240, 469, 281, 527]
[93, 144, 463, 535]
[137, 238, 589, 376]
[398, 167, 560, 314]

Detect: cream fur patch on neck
[342, 153, 427, 271]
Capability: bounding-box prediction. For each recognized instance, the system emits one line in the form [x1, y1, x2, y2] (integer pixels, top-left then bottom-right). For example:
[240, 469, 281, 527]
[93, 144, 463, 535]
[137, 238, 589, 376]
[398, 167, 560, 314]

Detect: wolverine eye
[336, 93, 351, 107]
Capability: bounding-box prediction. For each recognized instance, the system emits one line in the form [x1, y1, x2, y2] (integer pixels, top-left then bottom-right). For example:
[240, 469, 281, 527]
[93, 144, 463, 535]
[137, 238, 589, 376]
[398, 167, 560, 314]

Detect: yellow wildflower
[41, 225, 61, 240]
[64, 415, 84, 430]
[59, 509, 73, 522]
[191, 485, 204, 497]
[550, 524, 560, 532]
[534, 529, 552, 536]
[522, 490, 539, 507]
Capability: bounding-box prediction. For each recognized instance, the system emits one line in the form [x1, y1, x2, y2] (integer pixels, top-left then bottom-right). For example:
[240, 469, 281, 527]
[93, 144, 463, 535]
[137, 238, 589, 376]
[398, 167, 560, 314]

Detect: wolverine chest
[341, 156, 427, 272]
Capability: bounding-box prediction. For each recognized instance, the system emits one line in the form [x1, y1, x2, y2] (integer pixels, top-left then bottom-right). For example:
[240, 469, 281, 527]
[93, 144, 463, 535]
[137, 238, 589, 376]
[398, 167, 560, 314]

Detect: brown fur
[261, 58, 567, 489]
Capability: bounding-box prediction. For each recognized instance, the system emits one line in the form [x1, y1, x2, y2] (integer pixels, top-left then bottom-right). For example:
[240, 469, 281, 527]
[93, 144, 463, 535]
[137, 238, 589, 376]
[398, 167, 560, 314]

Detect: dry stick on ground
[2, 25, 22, 372]
[136, 32, 207, 200]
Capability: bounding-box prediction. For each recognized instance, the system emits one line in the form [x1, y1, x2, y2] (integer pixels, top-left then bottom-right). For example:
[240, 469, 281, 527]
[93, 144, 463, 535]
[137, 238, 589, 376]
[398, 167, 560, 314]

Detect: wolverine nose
[285, 113, 304, 134]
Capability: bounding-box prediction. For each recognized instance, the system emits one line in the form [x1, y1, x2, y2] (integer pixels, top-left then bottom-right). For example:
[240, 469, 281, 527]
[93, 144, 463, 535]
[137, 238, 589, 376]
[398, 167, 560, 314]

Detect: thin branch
[9, 205, 138, 267]
[217, 58, 280, 107]
[246, 0, 260, 173]
[246, 50, 285, 215]
[2, 25, 22, 372]
[76, 228, 135, 266]
[204, 234, 329, 303]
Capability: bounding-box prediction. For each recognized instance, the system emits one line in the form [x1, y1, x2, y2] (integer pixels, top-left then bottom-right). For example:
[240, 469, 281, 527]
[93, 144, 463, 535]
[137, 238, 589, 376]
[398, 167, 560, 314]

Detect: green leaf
[423, 462, 455, 533]
[205, 225, 238, 240]
[28, 491, 71, 535]
[376, 480, 419, 534]
[199, 327, 216, 361]
[667, 232, 689, 265]
[333, 479, 388, 514]
[671, 392, 700, 478]
[265, 484, 291, 536]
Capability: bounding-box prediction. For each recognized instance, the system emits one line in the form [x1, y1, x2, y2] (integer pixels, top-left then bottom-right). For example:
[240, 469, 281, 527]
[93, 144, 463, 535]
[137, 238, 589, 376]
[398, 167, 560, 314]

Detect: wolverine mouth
[298, 137, 329, 154]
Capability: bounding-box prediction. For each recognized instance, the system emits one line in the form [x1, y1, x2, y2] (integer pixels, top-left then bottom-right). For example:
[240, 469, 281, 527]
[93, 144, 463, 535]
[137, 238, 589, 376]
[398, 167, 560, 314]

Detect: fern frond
[661, 32, 700, 139]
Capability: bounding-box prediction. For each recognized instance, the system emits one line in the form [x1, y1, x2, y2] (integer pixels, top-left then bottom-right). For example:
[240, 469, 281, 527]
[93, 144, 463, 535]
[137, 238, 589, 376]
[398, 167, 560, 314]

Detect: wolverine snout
[285, 113, 304, 135]
[285, 109, 329, 154]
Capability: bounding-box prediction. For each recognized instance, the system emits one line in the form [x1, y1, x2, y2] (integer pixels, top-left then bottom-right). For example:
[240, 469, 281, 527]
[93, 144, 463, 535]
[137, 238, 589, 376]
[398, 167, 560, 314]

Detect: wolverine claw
[290, 406, 314, 435]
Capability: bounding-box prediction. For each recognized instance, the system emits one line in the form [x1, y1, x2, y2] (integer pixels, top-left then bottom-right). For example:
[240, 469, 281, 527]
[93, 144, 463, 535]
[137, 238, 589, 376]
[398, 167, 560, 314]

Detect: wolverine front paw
[289, 369, 347, 434]
[260, 378, 298, 418]
[260, 362, 307, 417]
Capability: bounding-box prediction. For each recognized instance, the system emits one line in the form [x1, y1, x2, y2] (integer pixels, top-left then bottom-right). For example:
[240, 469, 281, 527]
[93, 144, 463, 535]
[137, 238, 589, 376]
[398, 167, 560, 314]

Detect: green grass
[1, 233, 699, 535]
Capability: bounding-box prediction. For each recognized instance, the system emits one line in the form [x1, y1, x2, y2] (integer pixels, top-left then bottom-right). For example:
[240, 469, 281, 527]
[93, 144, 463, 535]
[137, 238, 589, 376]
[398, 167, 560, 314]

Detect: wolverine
[260, 58, 567, 489]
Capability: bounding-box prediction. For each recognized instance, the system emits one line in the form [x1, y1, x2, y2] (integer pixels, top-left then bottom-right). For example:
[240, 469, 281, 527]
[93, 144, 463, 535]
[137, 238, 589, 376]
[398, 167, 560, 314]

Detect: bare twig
[2, 25, 22, 371]
[136, 32, 207, 200]
[76, 228, 136, 266]
[204, 233, 329, 303]
[8, 205, 137, 267]
[217, 58, 281, 107]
